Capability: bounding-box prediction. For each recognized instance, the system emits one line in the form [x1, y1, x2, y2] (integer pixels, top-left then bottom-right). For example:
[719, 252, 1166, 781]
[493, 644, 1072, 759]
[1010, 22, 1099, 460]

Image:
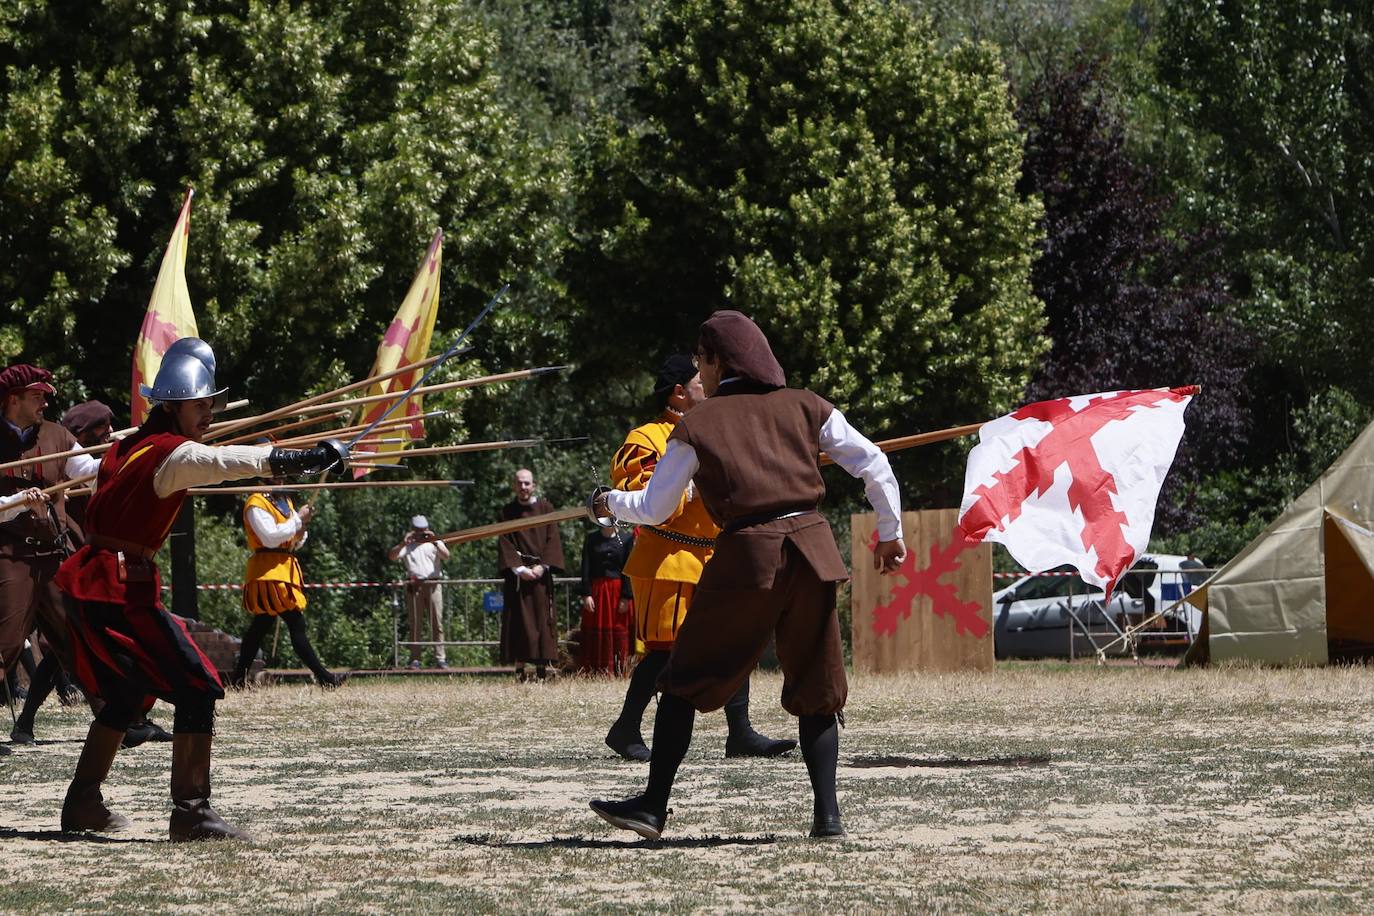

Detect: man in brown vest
[589, 311, 906, 840]
[0, 364, 86, 699]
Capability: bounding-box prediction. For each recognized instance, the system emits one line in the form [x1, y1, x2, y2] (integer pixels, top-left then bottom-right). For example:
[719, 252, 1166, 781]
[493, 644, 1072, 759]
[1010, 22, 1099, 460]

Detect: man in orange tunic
[604, 354, 794, 761]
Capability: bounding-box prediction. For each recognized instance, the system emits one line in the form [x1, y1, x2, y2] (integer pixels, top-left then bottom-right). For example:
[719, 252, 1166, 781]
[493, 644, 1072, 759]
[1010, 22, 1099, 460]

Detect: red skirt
[66, 597, 224, 709]
[581, 577, 631, 675]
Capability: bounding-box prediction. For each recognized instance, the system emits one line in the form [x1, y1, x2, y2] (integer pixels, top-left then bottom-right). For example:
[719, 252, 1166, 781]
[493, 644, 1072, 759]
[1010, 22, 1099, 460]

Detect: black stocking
[799, 714, 840, 821]
[643, 692, 695, 815]
[282, 612, 331, 681]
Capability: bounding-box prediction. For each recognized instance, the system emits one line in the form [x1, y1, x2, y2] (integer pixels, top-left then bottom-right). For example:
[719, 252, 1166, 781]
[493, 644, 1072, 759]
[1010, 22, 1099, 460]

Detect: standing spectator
[1181, 552, 1208, 590]
[579, 523, 634, 675]
[388, 515, 450, 669]
[231, 484, 345, 688]
[497, 468, 565, 681]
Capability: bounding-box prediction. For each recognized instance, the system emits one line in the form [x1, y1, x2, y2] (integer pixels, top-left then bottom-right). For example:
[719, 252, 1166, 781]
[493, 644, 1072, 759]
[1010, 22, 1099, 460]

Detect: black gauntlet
[268, 438, 349, 477]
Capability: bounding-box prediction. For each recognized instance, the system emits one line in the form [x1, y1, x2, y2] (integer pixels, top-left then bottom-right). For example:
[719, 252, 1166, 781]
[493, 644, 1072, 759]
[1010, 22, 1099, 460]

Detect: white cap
[411, 515, 428, 529]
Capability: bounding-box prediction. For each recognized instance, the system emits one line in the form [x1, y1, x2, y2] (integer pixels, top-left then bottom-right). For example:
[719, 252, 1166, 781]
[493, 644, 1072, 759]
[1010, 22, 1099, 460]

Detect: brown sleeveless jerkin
[660, 384, 849, 716]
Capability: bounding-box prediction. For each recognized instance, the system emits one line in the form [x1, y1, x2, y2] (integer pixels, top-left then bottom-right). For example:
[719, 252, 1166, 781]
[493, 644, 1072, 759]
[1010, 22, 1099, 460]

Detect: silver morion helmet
[140, 337, 230, 409]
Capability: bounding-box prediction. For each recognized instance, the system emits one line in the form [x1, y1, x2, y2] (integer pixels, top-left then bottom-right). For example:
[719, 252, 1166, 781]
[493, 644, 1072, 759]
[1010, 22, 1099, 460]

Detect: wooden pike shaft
[350, 439, 540, 462]
[0, 398, 254, 474]
[216, 410, 352, 446]
[42, 474, 94, 496]
[187, 480, 476, 495]
[115, 398, 251, 439]
[269, 411, 443, 449]
[293, 366, 569, 417]
[818, 422, 985, 466]
[433, 506, 587, 547]
[208, 353, 447, 441]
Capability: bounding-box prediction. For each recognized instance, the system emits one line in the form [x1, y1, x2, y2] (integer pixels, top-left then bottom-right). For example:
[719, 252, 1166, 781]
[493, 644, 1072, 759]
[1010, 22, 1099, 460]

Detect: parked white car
[992, 554, 1204, 658]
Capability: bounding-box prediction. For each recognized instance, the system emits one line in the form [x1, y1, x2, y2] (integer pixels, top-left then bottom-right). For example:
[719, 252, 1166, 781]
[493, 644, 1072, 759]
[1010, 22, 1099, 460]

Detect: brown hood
[698, 310, 786, 389]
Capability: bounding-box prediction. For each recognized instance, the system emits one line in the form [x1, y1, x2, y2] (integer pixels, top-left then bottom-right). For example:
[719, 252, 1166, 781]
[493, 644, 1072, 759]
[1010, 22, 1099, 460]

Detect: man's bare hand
[20, 487, 49, 511]
[873, 538, 906, 575]
[582, 596, 595, 612]
[298, 504, 315, 525]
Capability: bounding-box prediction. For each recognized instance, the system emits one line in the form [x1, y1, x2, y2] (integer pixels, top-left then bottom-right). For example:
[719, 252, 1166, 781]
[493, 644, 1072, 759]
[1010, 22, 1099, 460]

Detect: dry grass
[2, 663, 1374, 913]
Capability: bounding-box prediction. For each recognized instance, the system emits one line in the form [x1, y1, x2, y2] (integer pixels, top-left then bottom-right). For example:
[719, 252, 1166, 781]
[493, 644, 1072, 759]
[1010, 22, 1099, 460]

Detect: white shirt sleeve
[0, 491, 33, 524]
[820, 408, 904, 541]
[153, 443, 273, 498]
[246, 504, 303, 548]
[66, 453, 101, 480]
[606, 438, 700, 526]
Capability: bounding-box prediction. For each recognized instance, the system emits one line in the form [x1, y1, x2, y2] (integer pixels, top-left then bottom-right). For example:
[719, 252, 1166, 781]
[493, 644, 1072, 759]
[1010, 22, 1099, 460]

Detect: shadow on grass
[848, 754, 1052, 769]
[0, 828, 159, 844]
[5, 739, 85, 747]
[454, 833, 778, 850]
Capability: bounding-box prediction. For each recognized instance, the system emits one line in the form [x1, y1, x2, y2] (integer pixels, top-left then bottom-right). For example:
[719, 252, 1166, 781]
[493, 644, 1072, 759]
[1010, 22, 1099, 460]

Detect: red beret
[0, 364, 56, 398]
[61, 400, 114, 435]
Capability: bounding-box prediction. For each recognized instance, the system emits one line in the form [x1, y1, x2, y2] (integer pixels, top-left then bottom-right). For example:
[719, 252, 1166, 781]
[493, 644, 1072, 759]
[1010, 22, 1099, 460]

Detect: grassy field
[2, 663, 1373, 913]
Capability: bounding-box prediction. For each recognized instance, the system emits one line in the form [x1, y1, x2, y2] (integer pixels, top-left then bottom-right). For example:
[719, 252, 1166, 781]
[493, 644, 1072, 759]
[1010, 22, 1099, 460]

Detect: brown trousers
[0, 552, 73, 675]
[661, 541, 847, 717]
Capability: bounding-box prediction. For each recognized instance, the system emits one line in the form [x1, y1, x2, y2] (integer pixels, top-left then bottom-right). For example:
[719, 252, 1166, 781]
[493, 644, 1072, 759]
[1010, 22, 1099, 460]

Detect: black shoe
[317, 671, 348, 689]
[144, 719, 174, 742]
[121, 721, 157, 749]
[589, 796, 668, 840]
[724, 730, 798, 758]
[809, 815, 846, 840]
[10, 724, 35, 745]
[605, 721, 651, 762]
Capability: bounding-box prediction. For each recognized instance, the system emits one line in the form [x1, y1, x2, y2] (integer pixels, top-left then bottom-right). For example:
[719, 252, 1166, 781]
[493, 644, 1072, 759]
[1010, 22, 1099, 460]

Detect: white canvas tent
[1184, 420, 1374, 665]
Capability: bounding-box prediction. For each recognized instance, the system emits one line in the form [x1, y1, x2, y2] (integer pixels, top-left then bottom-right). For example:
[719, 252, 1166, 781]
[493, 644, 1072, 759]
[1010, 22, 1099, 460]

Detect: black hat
[653, 354, 697, 407]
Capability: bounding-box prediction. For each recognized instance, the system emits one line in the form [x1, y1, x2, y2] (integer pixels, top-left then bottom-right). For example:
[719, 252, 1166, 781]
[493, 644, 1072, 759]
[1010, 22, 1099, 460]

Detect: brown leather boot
[168, 733, 251, 842]
[61, 723, 132, 833]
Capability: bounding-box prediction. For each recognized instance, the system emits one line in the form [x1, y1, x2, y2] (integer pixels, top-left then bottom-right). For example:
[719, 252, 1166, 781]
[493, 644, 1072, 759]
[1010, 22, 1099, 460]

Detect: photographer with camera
[388, 515, 450, 668]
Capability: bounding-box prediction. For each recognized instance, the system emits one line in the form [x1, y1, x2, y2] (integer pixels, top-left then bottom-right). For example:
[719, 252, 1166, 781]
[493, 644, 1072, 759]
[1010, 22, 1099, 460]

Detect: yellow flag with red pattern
[130, 189, 199, 425]
[353, 230, 443, 477]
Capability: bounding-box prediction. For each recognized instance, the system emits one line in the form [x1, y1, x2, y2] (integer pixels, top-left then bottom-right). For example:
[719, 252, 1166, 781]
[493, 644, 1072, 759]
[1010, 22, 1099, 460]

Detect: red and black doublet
[56, 420, 223, 728]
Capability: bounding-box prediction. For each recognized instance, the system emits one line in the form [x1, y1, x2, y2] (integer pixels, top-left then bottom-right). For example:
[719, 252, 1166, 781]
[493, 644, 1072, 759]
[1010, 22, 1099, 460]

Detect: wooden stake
[187, 480, 475, 495]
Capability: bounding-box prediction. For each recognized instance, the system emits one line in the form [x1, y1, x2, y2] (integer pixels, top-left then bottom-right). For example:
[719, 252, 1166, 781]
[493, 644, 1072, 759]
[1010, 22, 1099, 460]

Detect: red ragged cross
[957, 388, 1195, 590]
[869, 531, 988, 638]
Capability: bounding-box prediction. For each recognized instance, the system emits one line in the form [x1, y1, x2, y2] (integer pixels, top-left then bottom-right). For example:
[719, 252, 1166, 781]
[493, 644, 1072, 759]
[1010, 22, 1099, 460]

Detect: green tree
[565, 0, 1046, 496]
[0, 0, 570, 414]
[1157, 0, 1374, 418]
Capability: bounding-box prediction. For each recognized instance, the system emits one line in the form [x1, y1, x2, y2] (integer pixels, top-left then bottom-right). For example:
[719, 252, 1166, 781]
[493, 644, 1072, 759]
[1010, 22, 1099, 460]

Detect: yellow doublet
[612, 410, 719, 650]
[241, 492, 307, 617]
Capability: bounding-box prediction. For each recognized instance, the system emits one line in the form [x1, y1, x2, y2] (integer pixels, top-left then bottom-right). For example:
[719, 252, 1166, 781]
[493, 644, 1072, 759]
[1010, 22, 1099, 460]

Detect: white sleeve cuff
[820, 408, 903, 541]
[606, 439, 699, 526]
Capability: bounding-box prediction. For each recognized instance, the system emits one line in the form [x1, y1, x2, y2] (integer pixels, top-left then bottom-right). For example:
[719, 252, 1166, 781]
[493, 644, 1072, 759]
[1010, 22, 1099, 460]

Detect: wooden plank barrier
[850, 509, 993, 673]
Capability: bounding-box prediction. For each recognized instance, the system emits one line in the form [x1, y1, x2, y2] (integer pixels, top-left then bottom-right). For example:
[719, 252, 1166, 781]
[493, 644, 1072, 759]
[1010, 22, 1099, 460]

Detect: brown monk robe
[589, 311, 906, 841]
[497, 468, 566, 680]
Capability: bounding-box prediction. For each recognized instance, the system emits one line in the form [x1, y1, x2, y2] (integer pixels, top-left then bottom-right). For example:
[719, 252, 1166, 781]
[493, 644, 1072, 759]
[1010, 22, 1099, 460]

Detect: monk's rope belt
[721, 508, 816, 535]
[646, 526, 717, 549]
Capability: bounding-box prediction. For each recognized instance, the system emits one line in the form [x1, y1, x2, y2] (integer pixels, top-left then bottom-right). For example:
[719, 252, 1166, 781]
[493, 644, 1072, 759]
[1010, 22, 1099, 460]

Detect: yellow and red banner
[353, 230, 443, 477]
[130, 188, 199, 425]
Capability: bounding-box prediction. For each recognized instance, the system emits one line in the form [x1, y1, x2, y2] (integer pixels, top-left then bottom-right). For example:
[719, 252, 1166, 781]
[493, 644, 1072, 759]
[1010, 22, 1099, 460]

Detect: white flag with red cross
[956, 387, 1198, 594]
